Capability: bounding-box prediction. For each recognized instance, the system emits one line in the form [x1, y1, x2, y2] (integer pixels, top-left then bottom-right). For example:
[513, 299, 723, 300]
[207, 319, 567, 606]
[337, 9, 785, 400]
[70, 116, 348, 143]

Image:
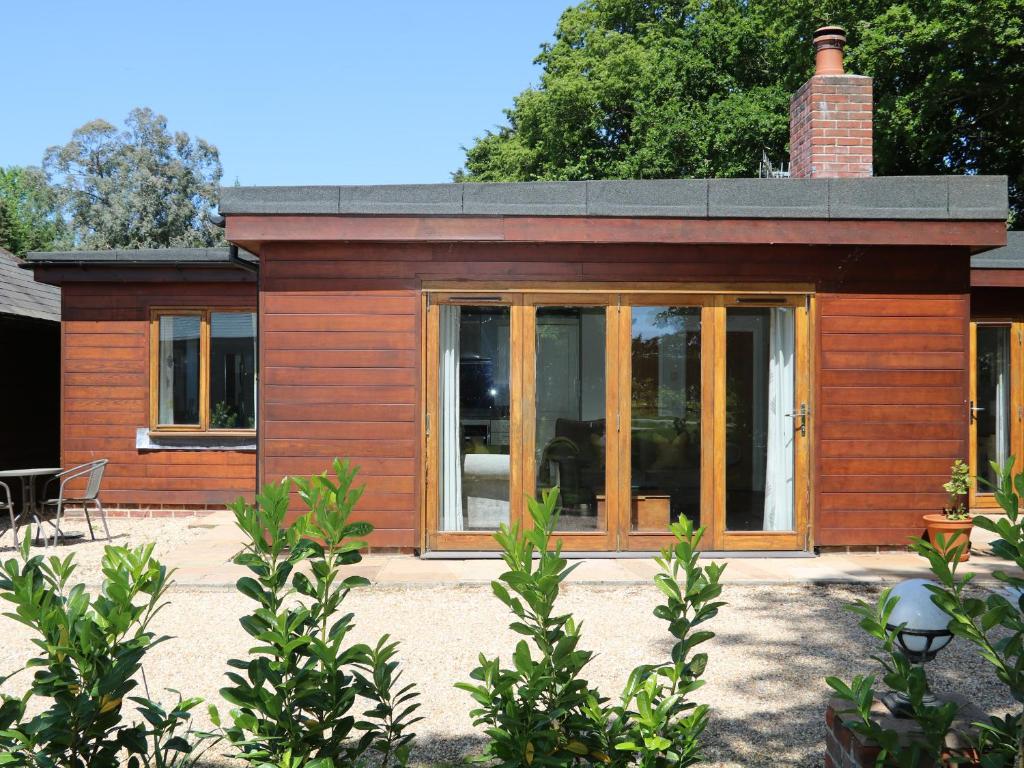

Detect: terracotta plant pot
[922, 514, 974, 562]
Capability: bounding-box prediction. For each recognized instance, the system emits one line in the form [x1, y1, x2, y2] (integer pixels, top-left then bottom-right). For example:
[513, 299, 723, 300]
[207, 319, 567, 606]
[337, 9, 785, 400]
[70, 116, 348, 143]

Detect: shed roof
[26, 246, 258, 267]
[218, 176, 1008, 220]
[971, 231, 1024, 269]
[0, 247, 60, 322]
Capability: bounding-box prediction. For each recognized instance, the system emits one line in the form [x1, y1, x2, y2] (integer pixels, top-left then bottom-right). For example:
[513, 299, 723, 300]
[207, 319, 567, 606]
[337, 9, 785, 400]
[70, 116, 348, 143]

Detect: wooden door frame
[615, 295, 717, 551]
[717, 294, 812, 551]
[422, 285, 814, 553]
[969, 320, 1023, 510]
[523, 293, 619, 551]
[424, 292, 523, 551]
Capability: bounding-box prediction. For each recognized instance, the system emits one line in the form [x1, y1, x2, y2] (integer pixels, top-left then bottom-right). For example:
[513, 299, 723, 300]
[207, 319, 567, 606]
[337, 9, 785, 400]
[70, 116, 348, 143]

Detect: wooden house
[28, 28, 1013, 552]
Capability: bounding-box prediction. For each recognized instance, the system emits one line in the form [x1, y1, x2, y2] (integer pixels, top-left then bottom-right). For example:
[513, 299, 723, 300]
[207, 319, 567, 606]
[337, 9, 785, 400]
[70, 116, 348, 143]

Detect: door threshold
[420, 550, 816, 560]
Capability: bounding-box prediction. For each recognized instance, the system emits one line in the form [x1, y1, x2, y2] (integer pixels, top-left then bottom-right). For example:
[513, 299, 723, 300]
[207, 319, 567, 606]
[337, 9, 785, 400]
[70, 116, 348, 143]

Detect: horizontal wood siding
[260, 245, 419, 549]
[261, 242, 972, 550]
[62, 282, 257, 507]
[816, 292, 970, 546]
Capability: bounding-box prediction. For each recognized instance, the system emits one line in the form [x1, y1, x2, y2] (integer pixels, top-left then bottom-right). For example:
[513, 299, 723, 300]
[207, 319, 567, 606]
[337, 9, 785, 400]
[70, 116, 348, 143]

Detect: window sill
[149, 430, 256, 439]
[136, 428, 256, 452]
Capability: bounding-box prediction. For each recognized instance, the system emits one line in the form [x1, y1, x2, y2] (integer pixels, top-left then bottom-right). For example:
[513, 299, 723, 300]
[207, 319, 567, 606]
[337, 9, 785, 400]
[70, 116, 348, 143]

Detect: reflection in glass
[630, 307, 701, 530]
[725, 307, 795, 532]
[535, 307, 606, 531]
[157, 315, 200, 425]
[977, 325, 1011, 489]
[438, 305, 511, 531]
[210, 312, 257, 429]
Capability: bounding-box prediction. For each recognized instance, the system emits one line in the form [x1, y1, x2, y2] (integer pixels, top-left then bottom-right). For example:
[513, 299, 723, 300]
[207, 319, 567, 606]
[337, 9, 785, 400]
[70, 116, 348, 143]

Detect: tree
[44, 107, 225, 249]
[457, 0, 1023, 226]
[0, 166, 61, 256]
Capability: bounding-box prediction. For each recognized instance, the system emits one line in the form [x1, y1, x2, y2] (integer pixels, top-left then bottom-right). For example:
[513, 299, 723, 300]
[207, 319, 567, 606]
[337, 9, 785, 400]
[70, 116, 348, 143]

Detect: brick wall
[790, 74, 873, 178]
[825, 700, 980, 767]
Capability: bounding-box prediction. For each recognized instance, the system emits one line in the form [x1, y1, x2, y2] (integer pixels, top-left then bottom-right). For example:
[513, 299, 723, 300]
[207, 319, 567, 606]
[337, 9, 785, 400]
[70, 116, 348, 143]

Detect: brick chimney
[789, 26, 873, 178]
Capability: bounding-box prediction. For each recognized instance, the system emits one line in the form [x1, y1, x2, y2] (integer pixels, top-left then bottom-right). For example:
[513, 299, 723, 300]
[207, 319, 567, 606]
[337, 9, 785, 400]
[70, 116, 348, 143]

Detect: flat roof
[0, 248, 60, 322]
[218, 176, 1008, 221]
[971, 231, 1024, 269]
[26, 246, 258, 267]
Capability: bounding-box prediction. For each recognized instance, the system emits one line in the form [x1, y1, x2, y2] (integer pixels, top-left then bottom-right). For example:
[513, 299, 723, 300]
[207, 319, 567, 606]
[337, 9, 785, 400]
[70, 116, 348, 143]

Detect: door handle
[969, 400, 984, 423]
[784, 403, 808, 437]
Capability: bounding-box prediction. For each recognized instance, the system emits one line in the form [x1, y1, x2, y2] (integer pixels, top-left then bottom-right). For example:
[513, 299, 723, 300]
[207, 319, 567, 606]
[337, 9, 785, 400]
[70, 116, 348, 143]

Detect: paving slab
[158, 511, 1019, 588]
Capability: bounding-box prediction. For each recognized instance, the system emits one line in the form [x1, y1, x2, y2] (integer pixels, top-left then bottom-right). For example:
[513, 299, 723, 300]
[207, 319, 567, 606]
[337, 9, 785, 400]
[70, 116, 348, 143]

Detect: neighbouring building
[28, 28, 1013, 551]
[0, 247, 60, 509]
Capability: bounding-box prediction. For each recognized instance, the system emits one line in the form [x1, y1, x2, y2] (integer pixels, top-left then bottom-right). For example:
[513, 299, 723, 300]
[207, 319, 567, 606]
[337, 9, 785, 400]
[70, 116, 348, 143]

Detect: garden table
[0, 467, 65, 544]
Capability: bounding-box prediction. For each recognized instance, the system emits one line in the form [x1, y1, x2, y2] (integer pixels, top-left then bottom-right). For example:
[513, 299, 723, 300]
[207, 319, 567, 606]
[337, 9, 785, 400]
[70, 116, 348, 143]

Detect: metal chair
[0, 481, 15, 547]
[40, 460, 110, 546]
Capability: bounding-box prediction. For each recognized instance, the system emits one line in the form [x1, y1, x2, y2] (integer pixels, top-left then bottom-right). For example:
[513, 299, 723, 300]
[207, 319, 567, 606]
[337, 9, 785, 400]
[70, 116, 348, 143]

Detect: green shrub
[828, 456, 1024, 765]
[0, 537, 212, 767]
[604, 518, 725, 768]
[219, 459, 421, 768]
[457, 488, 724, 767]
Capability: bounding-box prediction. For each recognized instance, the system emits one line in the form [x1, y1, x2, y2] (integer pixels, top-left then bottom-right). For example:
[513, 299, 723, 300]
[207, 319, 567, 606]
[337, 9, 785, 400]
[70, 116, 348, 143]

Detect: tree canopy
[456, 0, 1023, 224]
[0, 166, 61, 256]
[43, 107, 225, 249]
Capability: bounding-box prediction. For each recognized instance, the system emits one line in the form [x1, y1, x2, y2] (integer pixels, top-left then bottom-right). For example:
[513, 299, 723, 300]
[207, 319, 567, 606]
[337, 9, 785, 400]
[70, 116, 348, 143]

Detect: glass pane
[976, 325, 1011, 489]
[157, 315, 201, 425]
[630, 306, 701, 531]
[438, 305, 511, 531]
[725, 307, 795, 532]
[535, 306, 606, 531]
[210, 312, 257, 429]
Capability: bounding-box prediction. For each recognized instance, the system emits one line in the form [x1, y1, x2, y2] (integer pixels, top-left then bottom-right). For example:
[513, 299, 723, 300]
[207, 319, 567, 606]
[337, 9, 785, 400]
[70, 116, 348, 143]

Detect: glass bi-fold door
[970, 322, 1023, 509]
[424, 291, 810, 552]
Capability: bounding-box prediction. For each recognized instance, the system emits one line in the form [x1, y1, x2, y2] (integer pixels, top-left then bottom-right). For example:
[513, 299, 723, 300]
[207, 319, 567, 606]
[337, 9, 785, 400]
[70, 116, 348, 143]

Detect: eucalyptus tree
[44, 107, 225, 249]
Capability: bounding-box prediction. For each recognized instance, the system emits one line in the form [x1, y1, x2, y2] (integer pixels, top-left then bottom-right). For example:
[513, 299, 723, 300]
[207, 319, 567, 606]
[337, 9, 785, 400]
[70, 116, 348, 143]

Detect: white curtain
[763, 307, 795, 531]
[158, 319, 175, 424]
[995, 329, 1011, 471]
[439, 305, 464, 531]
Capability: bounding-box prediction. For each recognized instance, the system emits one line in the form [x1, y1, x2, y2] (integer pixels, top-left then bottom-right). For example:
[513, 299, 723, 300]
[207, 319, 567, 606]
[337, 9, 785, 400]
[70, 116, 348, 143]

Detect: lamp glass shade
[889, 578, 950, 641]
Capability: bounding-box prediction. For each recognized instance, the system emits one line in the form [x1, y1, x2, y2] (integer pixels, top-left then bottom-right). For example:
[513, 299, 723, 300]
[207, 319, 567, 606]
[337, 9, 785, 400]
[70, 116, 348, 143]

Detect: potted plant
[923, 459, 974, 561]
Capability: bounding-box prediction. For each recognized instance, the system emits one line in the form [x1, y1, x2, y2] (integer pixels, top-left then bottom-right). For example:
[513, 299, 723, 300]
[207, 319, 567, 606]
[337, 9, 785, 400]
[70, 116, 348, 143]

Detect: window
[150, 309, 256, 432]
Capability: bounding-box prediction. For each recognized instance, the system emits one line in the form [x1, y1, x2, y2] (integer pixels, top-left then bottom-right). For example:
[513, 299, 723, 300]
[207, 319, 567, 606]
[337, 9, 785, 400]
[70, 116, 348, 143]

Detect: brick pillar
[789, 26, 873, 178]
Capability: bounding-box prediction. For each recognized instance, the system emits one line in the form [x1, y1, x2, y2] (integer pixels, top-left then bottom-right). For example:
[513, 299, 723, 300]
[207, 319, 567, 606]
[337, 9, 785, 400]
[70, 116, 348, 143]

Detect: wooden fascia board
[226, 214, 1007, 249]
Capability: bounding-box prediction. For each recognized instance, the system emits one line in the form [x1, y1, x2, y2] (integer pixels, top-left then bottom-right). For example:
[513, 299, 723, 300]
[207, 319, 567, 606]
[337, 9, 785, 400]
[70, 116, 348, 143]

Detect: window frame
[149, 307, 257, 436]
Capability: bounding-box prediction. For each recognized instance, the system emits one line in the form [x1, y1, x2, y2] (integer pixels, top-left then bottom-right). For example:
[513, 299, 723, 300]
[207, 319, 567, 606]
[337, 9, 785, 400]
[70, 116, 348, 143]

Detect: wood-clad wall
[62, 282, 257, 509]
[259, 244, 419, 548]
[815, 293, 969, 545]
[260, 242, 972, 549]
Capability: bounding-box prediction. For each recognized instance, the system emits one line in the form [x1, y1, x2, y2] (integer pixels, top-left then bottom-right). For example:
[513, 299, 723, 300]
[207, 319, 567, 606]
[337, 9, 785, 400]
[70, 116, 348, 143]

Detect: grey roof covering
[26, 247, 258, 267]
[971, 231, 1024, 269]
[0, 247, 60, 322]
[219, 176, 1008, 221]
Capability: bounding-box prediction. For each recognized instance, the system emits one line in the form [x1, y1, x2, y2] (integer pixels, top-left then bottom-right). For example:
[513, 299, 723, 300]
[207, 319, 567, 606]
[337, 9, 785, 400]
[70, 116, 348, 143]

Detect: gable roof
[971, 231, 1024, 269]
[0, 247, 60, 322]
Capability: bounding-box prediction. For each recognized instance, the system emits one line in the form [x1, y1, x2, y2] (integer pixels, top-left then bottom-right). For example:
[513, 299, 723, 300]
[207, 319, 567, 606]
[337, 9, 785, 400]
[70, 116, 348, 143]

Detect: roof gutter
[210, 211, 257, 273]
[228, 244, 258, 273]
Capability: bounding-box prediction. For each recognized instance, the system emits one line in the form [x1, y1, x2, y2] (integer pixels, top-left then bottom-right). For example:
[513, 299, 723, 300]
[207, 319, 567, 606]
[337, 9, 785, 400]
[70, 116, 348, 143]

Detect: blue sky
[2, 1, 570, 185]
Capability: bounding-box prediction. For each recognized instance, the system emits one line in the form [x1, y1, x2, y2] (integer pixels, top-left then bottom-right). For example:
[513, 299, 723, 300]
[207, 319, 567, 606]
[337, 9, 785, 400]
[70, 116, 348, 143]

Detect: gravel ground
[0, 520, 1016, 766]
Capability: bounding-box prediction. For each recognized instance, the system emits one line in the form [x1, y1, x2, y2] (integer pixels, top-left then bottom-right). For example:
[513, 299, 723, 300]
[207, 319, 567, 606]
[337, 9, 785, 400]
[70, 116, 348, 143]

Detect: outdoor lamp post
[880, 578, 954, 717]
